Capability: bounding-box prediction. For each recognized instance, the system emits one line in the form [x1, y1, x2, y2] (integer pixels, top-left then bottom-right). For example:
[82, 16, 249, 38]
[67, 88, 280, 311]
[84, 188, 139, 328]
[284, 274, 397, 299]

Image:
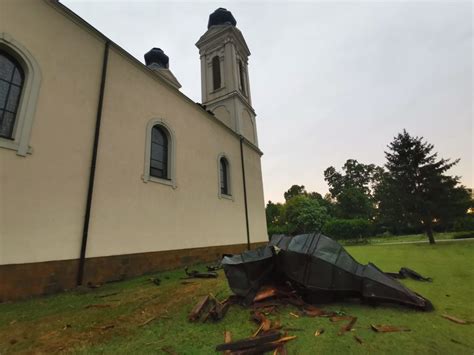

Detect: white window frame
[0, 32, 42, 156]
[143, 118, 177, 188]
[217, 152, 233, 200]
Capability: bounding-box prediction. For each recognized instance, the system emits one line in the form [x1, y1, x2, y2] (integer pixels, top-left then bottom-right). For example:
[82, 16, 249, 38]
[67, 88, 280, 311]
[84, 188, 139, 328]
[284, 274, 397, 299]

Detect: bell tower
[196, 8, 258, 146]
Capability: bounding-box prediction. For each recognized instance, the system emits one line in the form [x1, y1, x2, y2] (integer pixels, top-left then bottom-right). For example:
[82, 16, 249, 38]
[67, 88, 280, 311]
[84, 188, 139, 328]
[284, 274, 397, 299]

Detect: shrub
[267, 224, 289, 239]
[452, 216, 474, 231]
[322, 218, 374, 240]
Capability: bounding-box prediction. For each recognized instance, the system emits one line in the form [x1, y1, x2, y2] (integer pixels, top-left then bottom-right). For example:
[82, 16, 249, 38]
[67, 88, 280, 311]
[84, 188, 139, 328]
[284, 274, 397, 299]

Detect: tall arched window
[239, 60, 246, 96]
[212, 56, 221, 90]
[220, 156, 230, 196]
[150, 125, 169, 179]
[0, 50, 24, 139]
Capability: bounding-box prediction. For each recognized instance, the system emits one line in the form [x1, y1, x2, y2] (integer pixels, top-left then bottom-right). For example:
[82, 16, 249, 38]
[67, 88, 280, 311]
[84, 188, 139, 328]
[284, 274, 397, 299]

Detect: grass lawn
[1, 240, 473, 354]
[363, 231, 474, 245]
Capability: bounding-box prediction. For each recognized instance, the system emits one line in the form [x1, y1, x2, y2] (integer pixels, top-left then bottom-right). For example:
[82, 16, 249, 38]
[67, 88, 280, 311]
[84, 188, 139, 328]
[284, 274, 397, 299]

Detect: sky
[63, 0, 473, 203]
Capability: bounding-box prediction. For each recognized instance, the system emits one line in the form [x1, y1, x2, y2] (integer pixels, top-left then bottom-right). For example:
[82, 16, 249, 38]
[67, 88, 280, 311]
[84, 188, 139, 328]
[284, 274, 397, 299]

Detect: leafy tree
[265, 201, 284, 226]
[283, 195, 329, 235]
[375, 130, 470, 244]
[284, 185, 307, 201]
[324, 159, 383, 198]
[336, 187, 374, 219]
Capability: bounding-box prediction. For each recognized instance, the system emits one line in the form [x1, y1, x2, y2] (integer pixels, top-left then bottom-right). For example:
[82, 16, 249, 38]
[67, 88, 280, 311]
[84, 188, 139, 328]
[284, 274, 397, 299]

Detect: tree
[265, 201, 284, 226]
[375, 130, 470, 244]
[284, 185, 307, 201]
[283, 195, 329, 235]
[324, 159, 383, 198]
[336, 187, 374, 219]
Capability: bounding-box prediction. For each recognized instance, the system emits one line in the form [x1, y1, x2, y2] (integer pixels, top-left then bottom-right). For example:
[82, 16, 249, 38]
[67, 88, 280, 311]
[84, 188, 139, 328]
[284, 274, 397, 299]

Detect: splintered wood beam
[188, 295, 210, 322]
[215, 331, 281, 352]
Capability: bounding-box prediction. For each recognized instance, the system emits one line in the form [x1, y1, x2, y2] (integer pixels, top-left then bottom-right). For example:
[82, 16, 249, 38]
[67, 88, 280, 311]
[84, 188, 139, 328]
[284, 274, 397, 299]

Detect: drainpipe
[77, 41, 110, 285]
[239, 136, 251, 250]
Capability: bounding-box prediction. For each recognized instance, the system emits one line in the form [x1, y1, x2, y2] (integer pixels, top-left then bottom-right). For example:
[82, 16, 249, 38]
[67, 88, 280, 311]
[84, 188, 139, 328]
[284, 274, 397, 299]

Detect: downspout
[240, 136, 251, 250]
[77, 40, 110, 285]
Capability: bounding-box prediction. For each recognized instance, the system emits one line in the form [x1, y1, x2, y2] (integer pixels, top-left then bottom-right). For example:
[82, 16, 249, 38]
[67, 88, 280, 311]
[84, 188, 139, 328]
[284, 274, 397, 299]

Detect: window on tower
[212, 56, 221, 90]
[239, 60, 246, 96]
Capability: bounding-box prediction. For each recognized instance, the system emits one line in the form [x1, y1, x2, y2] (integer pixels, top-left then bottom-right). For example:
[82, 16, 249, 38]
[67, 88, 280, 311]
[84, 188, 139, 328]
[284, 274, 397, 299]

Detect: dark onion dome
[144, 48, 169, 69]
[207, 8, 237, 29]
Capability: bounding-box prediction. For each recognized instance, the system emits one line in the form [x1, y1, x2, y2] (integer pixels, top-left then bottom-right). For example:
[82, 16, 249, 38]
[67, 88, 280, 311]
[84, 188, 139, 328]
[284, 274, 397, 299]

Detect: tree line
[266, 130, 474, 244]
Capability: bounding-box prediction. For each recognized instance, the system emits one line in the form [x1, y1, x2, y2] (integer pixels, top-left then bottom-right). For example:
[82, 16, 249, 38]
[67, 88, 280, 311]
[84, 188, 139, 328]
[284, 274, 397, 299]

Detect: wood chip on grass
[371, 324, 410, 333]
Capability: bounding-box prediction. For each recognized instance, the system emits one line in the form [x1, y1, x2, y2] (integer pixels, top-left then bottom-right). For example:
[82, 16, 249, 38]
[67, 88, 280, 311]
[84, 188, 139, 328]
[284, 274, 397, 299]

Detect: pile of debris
[221, 233, 434, 311]
[188, 283, 416, 353]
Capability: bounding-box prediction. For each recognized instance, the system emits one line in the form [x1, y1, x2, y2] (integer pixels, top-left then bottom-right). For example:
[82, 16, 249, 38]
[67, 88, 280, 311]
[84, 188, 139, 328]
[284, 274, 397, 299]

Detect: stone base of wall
[0, 242, 266, 302]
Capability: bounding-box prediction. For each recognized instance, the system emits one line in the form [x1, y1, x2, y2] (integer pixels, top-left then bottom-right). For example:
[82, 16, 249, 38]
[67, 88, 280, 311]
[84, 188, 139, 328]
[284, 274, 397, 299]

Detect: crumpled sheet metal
[221, 233, 433, 311]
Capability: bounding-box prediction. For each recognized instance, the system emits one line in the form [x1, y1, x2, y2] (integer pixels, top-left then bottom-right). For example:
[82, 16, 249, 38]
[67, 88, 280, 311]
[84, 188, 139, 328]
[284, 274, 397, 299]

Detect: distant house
[0, 2, 267, 301]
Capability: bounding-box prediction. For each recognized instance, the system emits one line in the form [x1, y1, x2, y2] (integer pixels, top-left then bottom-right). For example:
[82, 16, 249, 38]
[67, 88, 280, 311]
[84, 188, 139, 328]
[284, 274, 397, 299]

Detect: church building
[0, 1, 267, 301]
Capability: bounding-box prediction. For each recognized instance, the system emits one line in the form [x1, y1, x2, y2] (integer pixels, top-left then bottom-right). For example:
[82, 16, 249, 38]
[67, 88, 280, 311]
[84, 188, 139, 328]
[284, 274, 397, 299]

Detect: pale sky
[63, 0, 473, 203]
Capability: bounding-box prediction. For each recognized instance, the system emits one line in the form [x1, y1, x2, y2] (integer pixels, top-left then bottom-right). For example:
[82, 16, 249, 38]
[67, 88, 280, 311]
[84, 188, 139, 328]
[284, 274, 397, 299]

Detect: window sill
[219, 193, 234, 201]
[143, 175, 177, 189]
[0, 138, 32, 156]
[211, 86, 225, 94]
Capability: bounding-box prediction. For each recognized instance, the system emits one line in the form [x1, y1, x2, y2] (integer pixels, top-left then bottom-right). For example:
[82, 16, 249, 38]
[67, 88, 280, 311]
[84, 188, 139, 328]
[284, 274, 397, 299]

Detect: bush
[452, 216, 474, 231]
[322, 218, 374, 240]
[267, 224, 289, 239]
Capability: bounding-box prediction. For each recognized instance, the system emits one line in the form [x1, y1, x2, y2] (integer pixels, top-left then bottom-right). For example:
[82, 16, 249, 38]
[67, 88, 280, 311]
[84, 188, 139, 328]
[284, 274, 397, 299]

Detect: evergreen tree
[376, 130, 470, 243]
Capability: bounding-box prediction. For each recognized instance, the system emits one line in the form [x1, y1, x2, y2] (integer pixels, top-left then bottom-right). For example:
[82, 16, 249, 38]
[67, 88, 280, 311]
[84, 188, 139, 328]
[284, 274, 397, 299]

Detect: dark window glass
[150, 125, 169, 179]
[212, 56, 221, 90]
[239, 60, 246, 96]
[0, 50, 24, 139]
[220, 157, 229, 195]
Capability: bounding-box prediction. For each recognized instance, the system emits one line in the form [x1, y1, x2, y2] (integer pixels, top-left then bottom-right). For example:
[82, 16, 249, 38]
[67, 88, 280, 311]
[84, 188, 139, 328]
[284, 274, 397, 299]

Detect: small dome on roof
[207, 8, 237, 29]
[144, 48, 169, 69]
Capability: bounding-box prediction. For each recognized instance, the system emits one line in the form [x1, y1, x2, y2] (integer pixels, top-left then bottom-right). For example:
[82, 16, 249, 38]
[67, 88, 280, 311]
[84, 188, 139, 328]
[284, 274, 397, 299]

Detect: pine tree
[376, 130, 470, 244]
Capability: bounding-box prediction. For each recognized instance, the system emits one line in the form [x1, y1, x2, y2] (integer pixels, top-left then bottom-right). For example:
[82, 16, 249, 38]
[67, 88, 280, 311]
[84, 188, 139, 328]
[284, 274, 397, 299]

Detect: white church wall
[0, 0, 267, 267]
[0, 0, 103, 265]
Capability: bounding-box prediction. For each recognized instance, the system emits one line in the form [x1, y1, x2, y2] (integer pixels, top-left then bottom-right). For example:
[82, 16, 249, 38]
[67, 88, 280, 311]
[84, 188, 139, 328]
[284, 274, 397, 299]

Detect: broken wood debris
[273, 345, 288, 355]
[149, 277, 161, 286]
[441, 314, 473, 325]
[188, 294, 233, 323]
[84, 304, 112, 309]
[314, 328, 324, 336]
[216, 331, 296, 354]
[207, 264, 222, 272]
[224, 330, 232, 355]
[371, 324, 411, 333]
[338, 317, 357, 335]
[330, 315, 353, 322]
[253, 286, 278, 303]
[184, 267, 218, 279]
[95, 292, 120, 298]
[354, 335, 363, 344]
[93, 324, 114, 331]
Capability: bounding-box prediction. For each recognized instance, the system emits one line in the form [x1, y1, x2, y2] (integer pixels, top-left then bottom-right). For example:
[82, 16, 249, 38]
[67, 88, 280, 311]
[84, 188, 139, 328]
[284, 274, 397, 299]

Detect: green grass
[1, 241, 473, 354]
[339, 231, 474, 246]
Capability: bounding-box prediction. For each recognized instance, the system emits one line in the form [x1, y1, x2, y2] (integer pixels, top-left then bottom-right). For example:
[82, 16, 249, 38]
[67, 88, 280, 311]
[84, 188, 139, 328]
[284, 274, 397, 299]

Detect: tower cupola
[208, 8, 237, 29]
[144, 47, 181, 90]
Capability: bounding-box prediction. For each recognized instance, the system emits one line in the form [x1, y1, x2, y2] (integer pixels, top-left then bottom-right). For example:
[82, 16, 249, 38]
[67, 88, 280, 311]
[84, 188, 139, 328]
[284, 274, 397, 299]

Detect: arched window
[220, 156, 230, 196]
[143, 119, 176, 188]
[150, 125, 169, 179]
[0, 50, 25, 139]
[212, 56, 221, 90]
[239, 60, 246, 96]
[0, 33, 42, 156]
